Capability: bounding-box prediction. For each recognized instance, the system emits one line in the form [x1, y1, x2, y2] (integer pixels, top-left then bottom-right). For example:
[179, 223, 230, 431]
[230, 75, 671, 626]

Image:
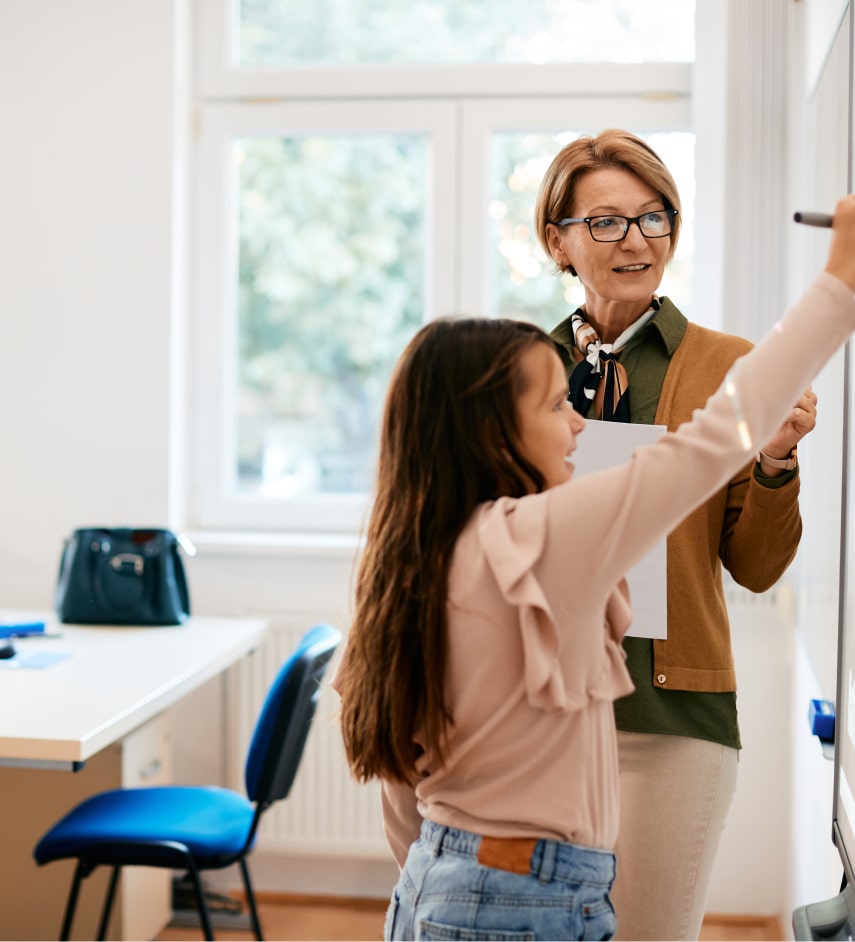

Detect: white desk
[0, 613, 268, 941]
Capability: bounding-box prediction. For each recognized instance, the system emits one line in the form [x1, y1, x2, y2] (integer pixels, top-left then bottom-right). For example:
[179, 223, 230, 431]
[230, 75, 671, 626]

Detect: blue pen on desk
[0, 621, 48, 639]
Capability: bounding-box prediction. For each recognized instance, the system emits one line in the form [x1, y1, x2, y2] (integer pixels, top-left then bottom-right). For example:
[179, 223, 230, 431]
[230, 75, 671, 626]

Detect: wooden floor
[699, 914, 785, 941]
[155, 893, 786, 941]
[157, 894, 386, 941]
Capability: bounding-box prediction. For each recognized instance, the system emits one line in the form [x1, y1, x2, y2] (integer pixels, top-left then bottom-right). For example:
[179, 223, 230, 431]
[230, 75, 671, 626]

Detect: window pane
[490, 130, 695, 329]
[237, 0, 694, 66]
[235, 134, 426, 498]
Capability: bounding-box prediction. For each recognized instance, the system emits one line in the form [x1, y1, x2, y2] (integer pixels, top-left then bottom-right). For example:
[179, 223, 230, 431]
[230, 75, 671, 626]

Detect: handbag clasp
[110, 553, 144, 576]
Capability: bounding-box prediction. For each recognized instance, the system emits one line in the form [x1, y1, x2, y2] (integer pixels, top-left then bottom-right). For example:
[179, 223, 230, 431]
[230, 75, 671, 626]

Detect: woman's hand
[758, 387, 817, 476]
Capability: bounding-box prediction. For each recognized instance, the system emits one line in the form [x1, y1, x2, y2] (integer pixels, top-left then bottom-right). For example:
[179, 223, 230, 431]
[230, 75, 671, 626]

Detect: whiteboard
[831, 0, 855, 886]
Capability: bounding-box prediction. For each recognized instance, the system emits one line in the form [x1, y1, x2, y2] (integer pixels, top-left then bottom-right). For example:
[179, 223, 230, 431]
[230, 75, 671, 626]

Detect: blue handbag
[55, 527, 194, 625]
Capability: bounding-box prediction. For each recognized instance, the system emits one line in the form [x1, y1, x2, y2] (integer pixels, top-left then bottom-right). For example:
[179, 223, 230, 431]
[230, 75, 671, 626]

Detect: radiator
[226, 617, 391, 859]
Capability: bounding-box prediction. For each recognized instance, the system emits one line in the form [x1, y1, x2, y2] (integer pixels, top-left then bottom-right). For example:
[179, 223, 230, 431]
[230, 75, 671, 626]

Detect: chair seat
[34, 786, 255, 869]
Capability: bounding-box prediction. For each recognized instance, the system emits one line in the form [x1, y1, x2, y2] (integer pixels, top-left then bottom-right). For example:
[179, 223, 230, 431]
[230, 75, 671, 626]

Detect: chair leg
[239, 857, 264, 941]
[186, 862, 215, 941]
[96, 866, 121, 941]
[59, 860, 87, 941]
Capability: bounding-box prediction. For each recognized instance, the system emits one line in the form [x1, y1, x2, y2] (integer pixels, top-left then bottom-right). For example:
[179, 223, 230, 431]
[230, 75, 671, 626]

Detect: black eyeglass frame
[555, 208, 679, 243]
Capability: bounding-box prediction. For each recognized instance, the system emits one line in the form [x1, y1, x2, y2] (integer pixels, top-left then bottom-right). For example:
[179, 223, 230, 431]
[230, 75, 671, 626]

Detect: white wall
[0, 0, 182, 606]
[703, 593, 792, 917]
[0, 0, 845, 921]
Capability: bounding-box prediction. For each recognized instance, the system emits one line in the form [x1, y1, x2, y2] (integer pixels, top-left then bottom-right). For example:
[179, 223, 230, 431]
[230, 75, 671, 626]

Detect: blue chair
[33, 622, 342, 941]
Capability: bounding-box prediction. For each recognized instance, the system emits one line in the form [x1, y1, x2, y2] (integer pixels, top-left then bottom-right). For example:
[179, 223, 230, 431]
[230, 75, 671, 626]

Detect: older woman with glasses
[535, 128, 817, 941]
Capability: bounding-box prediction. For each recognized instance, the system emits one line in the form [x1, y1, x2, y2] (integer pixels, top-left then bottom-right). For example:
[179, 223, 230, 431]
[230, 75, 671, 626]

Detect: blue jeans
[385, 819, 617, 941]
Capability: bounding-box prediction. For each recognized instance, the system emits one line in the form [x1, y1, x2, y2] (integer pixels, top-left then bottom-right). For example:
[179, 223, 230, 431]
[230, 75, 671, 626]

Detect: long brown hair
[337, 317, 556, 783]
[534, 128, 683, 272]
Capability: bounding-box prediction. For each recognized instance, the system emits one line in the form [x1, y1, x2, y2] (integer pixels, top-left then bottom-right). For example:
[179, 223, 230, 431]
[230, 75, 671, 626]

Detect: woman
[534, 128, 817, 940]
[334, 195, 855, 940]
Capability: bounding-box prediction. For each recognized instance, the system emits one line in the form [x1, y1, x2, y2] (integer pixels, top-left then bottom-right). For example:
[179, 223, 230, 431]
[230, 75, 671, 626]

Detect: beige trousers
[612, 731, 739, 941]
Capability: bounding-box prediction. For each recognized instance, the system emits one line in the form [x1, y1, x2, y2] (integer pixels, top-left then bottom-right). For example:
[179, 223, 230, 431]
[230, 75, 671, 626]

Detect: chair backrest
[244, 622, 342, 805]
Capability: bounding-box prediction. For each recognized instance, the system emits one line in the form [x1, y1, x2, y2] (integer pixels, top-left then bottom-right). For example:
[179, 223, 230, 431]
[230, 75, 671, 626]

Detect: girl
[334, 194, 855, 941]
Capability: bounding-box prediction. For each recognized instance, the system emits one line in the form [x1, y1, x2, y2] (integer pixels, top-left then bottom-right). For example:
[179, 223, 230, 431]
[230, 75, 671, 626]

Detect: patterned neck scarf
[567, 298, 660, 421]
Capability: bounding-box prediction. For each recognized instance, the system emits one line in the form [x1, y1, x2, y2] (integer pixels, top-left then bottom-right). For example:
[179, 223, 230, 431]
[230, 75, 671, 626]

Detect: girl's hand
[826, 194, 855, 291]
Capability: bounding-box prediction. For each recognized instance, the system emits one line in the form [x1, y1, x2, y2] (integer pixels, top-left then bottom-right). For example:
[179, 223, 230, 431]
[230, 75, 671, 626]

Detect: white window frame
[190, 1, 698, 535]
[192, 100, 459, 532]
[196, 0, 691, 101]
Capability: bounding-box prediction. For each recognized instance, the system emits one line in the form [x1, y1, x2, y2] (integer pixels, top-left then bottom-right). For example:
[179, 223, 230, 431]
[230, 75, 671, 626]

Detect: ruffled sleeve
[476, 496, 634, 713]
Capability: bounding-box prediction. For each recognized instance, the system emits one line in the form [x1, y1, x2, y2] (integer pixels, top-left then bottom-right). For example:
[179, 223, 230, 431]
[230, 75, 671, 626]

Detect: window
[233, 0, 694, 67]
[191, 1, 695, 533]
[194, 101, 457, 530]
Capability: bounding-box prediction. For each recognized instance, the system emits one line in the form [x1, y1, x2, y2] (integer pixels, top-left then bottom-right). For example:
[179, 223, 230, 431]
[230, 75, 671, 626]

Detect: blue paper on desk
[0, 651, 71, 670]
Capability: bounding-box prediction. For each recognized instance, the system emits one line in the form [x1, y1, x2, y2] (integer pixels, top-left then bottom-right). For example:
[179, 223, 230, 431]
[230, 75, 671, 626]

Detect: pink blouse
[365, 272, 855, 868]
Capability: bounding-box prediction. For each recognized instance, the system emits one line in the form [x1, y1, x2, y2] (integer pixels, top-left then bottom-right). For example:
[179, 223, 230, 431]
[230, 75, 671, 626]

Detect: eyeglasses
[555, 209, 678, 243]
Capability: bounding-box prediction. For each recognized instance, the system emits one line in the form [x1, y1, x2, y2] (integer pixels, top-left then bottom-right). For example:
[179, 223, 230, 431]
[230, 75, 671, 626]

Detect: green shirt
[552, 298, 791, 749]
[620, 301, 743, 747]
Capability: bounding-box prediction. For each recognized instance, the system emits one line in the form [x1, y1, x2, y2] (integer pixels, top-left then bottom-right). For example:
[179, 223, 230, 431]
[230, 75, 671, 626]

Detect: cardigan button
[656, 673, 666, 685]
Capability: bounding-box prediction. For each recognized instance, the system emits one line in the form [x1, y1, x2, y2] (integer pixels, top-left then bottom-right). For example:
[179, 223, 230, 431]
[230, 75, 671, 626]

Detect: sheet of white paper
[571, 419, 668, 639]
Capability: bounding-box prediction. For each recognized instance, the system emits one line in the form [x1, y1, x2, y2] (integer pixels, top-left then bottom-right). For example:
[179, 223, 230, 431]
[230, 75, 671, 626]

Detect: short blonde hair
[534, 128, 682, 273]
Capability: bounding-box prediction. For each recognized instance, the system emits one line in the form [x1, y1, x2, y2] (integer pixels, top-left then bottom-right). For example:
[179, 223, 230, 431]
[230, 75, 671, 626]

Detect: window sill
[185, 530, 363, 560]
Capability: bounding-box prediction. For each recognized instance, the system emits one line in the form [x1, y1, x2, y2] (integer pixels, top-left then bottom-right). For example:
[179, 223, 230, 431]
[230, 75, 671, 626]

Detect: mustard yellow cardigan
[652, 322, 801, 691]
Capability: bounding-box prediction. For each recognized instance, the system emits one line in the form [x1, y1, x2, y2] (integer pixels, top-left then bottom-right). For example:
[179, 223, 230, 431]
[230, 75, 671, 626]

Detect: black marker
[794, 211, 833, 228]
